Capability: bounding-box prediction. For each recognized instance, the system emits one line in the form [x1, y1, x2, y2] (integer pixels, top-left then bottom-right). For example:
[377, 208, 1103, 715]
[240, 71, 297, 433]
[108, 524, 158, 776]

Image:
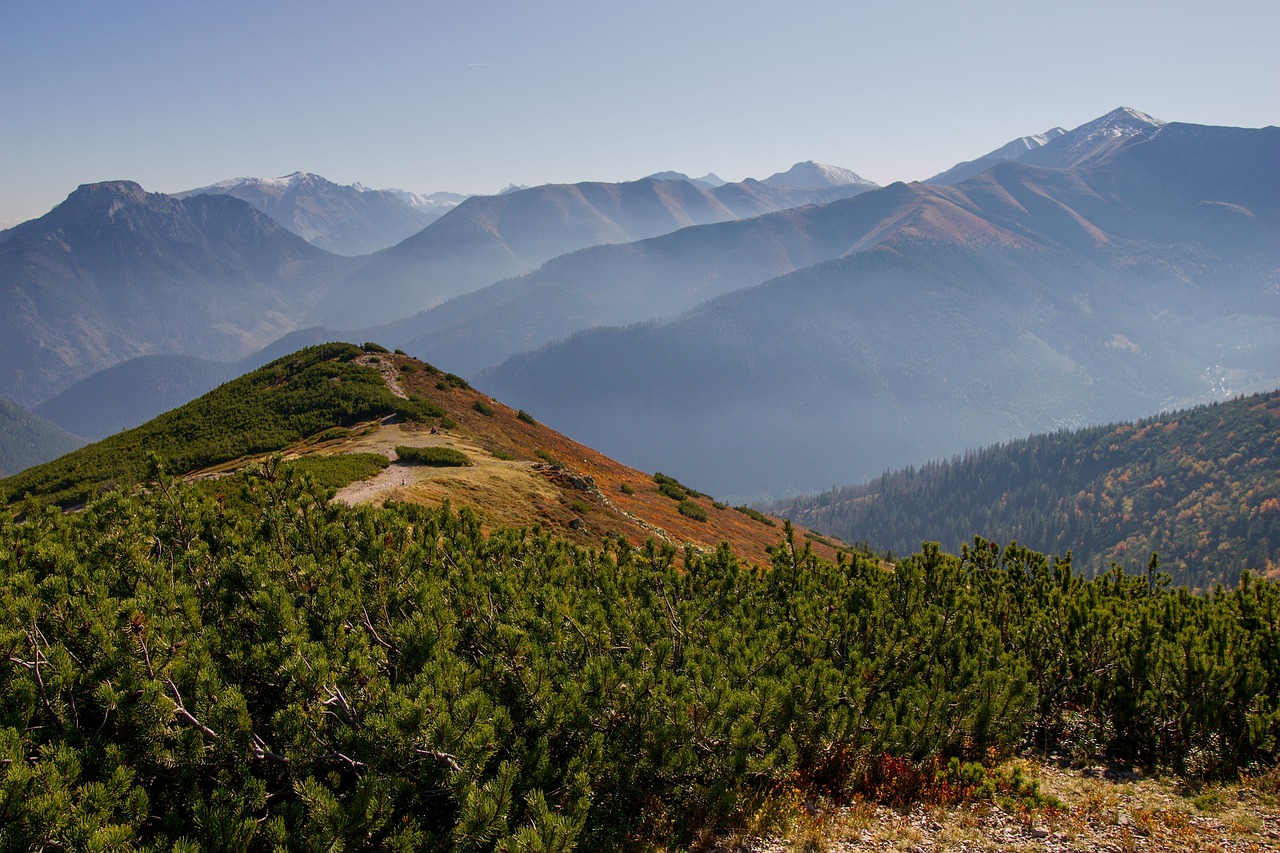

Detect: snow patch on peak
[985, 128, 1068, 162]
[385, 188, 468, 211]
[762, 161, 876, 188]
[1076, 107, 1166, 138]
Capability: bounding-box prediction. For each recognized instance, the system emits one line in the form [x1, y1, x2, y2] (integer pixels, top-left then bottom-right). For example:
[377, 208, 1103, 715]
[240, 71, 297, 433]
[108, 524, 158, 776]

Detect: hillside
[1, 343, 829, 567]
[475, 116, 1280, 498]
[775, 391, 1280, 591]
[0, 398, 85, 477]
[0, 181, 354, 406]
[30, 327, 358, 440]
[33, 354, 235, 439]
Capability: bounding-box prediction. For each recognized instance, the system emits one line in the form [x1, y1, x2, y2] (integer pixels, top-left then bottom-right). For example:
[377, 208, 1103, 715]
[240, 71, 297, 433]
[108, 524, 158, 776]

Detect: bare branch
[322, 685, 360, 728]
[415, 748, 463, 773]
[165, 678, 220, 741]
[251, 733, 290, 764]
[361, 606, 395, 651]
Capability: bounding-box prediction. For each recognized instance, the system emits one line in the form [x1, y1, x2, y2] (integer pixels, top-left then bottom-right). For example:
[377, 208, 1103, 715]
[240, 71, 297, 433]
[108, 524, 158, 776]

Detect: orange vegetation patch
[317, 353, 848, 567]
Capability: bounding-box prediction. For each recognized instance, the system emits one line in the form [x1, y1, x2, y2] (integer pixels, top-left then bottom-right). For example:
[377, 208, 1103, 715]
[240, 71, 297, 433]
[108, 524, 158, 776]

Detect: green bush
[734, 505, 776, 527]
[517, 410, 537, 425]
[678, 499, 708, 521]
[620, 483, 635, 495]
[655, 471, 705, 500]
[395, 445, 470, 467]
[393, 397, 446, 422]
[361, 342, 390, 353]
[473, 400, 495, 417]
[284, 453, 390, 490]
[311, 427, 350, 443]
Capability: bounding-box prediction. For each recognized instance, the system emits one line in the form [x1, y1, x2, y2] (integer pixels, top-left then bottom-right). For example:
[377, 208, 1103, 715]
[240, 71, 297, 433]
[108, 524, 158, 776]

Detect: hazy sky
[2, 0, 1276, 226]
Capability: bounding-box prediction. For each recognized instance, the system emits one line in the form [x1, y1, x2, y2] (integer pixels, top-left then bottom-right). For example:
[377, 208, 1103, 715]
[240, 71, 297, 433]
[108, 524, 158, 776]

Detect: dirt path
[354, 353, 408, 399]
[334, 459, 414, 505]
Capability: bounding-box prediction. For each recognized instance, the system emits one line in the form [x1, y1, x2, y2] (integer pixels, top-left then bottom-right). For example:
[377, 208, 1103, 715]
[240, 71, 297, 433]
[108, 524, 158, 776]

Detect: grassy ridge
[0, 343, 422, 506]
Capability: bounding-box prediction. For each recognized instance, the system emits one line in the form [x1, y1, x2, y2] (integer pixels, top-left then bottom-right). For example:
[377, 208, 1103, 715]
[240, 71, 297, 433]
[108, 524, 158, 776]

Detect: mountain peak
[761, 161, 877, 188]
[1007, 106, 1168, 171]
[643, 170, 694, 182]
[68, 180, 149, 203]
[1080, 106, 1167, 136]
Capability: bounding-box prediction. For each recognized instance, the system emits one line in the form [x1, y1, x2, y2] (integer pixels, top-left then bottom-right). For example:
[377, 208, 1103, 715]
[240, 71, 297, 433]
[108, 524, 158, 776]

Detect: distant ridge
[177, 171, 451, 255]
[926, 107, 1165, 184]
[1017, 106, 1166, 169]
[928, 127, 1067, 184]
[0, 180, 352, 406]
[317, 174, 878, 327]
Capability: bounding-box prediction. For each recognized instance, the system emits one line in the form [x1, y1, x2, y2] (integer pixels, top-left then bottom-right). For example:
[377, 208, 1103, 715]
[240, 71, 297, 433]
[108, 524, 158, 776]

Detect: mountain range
[474, 110, 1279, 497]
[0, 165, 872, 418]
[312, 172, 879, 328]
[2, 108, 1275, 503]
[176, 171, 464, 256]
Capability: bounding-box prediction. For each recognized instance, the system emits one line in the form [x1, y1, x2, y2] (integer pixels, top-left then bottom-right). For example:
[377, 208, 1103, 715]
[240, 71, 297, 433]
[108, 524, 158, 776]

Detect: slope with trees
[776, 391, 1280, 591]
[0, 398, 84, 477]
[0, 343, 823, 567]
[0, 343, 433, 507]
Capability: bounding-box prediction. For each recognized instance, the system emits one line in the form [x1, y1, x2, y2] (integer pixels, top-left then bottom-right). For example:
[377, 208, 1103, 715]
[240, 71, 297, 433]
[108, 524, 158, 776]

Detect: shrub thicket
[395, 445, 470, 467]
[678, 499, 708, 521]
[0, 471, 1276, 849]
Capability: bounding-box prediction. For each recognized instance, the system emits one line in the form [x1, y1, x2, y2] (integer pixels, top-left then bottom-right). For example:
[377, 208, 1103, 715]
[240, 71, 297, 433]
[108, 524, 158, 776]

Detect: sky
[2, 0, 1277, 226]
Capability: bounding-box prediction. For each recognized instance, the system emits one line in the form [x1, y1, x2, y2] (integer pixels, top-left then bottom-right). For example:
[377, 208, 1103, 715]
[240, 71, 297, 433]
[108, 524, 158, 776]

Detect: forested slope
[0, 398, 84, 477]
[777, 390, 1280, 590]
